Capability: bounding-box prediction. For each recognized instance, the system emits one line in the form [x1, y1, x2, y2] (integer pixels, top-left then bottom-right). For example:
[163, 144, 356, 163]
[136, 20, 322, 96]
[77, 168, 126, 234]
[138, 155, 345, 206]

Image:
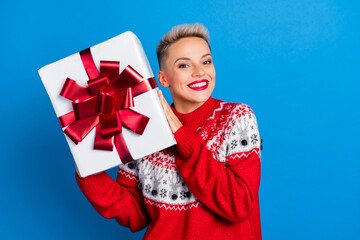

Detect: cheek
[166, 71, 181, 86]
[173, 72, 188, 85]
[210, 69, 216, 80]
[167, 77, 181, 91]
[206, 66, 216, 78]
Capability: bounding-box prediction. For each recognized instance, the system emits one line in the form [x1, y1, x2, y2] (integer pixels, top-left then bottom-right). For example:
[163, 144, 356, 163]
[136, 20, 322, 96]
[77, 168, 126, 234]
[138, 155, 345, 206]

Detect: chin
[194, 89, 213, 100]
[191, 94, 211, 103]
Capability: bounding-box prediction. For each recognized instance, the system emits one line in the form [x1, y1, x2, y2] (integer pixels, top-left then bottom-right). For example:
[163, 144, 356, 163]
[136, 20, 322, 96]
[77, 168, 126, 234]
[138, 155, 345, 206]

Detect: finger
[163, 105, 182, 133]
[158, 90, 173, 125]
[157, 90, 182, 133]
[158, 90, 170, 109]
[158, 90, 165, 108]
[158, 91, 172, 116]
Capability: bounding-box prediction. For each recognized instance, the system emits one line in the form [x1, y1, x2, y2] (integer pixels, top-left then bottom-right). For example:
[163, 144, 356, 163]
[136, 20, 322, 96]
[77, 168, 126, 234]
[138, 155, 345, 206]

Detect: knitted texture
[77, 97, 262, 240]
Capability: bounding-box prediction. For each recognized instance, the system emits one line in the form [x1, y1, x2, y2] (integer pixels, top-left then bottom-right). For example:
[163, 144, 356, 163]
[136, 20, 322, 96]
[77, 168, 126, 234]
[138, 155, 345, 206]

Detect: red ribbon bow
[58, 48, 157, 163]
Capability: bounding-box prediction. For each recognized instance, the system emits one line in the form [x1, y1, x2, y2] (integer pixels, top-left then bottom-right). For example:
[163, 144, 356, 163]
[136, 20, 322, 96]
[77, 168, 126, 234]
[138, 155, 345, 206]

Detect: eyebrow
[173, 53, 212, 65]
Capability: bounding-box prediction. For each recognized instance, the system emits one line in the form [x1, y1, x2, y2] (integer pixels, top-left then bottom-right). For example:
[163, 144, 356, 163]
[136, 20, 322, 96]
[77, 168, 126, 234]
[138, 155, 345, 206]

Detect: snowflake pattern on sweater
[118, 102, 261, 209]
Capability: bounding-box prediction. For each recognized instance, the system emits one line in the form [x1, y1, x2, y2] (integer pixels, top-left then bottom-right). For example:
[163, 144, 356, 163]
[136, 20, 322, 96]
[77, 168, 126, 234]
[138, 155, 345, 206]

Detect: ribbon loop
[72, 96, 98, 120]
[60, 78, 91, 100]
[132, 77, 157, 97]
[118, 109, 149, 135]
[59, 48, 157, 161]
[58, 111, 76, 128]
[113, 88, 134, 110]
[98, 92, 114, 114]
[100, 60, 120, 80]
[64, 115, 99, 144]
[87, 75, 110, 96]
[111, 65, 143, 90]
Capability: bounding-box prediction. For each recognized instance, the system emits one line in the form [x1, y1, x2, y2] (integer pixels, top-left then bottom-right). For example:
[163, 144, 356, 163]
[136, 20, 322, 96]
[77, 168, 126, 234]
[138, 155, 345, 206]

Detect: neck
[171, 97, 221, 130]
[173, 101, 205, 114]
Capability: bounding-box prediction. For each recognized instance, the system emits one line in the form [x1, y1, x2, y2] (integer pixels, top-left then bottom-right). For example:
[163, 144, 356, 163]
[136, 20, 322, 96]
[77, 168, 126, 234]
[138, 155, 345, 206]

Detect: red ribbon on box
[58, 48, 157, 163]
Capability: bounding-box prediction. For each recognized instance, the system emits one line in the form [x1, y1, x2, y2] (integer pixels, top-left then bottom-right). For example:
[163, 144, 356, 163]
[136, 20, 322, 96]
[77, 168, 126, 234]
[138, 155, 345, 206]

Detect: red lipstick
[187, 79, 209, 91]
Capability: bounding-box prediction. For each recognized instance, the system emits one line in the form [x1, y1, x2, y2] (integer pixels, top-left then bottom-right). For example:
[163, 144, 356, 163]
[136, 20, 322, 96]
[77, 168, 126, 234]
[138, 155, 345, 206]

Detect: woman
[77, 23, 262, 240]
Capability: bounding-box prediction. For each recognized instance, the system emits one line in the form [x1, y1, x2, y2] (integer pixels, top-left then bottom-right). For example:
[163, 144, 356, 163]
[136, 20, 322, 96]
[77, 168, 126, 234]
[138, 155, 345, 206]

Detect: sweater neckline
[171, 97, 221, 129]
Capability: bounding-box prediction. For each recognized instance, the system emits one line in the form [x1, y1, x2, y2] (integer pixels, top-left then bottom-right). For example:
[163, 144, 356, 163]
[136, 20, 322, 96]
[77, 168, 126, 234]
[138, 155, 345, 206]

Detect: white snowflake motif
[145, 184, 151, 193]
[180, 191, 187, 199]
[160, 189, 167, 198]
[251, 134, 258, 144]
[201, 131, 208, 139]
[231, 140, 238, 149]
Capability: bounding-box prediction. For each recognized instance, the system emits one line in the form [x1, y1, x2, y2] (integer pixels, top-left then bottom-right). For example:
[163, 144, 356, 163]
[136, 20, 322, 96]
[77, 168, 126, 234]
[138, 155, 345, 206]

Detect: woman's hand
[158, 90, 183, 133]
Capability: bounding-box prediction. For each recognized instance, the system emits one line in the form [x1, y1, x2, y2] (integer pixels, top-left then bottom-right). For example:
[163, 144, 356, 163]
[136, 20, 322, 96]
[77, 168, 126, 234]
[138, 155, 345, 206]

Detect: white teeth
[189, 82, 208, 88]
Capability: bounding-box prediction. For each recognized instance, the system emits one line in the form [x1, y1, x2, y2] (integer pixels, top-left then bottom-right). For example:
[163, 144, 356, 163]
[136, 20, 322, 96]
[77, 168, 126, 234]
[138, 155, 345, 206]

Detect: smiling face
[158, 37, 216, 113]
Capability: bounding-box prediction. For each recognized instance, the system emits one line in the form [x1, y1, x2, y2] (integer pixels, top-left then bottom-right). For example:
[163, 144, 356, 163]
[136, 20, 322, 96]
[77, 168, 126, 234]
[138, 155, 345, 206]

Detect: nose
[192, 64, 205, 77]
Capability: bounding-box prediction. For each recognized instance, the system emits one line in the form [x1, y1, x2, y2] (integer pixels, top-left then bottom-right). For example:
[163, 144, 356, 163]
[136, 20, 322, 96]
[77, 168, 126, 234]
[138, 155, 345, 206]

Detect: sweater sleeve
[76, 160, 150, 232]
[174, 106, 261, 223]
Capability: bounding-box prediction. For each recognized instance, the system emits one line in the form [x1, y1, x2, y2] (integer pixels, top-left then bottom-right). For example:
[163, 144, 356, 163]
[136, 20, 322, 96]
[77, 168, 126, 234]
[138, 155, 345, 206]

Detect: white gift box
[38, 31, 176, 177]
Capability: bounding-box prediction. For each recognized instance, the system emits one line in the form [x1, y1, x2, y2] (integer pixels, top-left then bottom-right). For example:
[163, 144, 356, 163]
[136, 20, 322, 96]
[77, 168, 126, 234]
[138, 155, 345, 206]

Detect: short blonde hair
[156, 23, 210, 69]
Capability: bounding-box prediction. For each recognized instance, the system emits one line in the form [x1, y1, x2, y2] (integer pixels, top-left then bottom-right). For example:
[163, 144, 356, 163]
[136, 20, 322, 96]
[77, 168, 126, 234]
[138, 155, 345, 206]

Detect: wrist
[174, 127, 199, 158]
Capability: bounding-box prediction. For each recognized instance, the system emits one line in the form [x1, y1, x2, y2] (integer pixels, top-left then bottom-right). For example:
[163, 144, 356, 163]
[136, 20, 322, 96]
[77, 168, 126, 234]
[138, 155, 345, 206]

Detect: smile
[187, 80, 209, 91]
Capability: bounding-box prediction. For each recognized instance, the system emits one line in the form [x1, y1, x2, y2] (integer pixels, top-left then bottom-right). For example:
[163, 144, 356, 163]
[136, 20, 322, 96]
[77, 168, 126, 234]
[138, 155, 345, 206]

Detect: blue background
[1, 0, 359, 239]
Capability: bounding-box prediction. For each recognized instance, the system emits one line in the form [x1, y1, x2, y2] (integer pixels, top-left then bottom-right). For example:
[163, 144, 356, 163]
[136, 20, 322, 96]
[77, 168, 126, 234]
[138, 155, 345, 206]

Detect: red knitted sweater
[76, 97, 262, 240]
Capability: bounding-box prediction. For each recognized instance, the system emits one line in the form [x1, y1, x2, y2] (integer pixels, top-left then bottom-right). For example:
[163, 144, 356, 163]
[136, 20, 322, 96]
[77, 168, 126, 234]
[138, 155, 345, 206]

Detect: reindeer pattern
[203, 103, 260, 163]
[118, 102, 260, 206]
[137, 158, 197, 205]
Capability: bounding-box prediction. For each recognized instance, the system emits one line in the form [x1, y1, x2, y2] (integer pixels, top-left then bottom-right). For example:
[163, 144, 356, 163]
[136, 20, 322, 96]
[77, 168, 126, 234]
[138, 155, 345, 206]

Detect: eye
[178, 64, 188, 68]
[204, 59, 212, 64]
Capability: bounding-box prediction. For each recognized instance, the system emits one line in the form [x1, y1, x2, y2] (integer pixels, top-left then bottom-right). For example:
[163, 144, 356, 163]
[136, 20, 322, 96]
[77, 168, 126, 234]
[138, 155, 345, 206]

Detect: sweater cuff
[75, 171, 114, 201]
[174, 126, 200, 159]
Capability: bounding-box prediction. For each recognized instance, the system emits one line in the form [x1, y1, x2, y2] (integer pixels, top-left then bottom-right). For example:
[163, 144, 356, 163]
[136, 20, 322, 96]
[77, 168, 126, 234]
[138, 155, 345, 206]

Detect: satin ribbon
[58, 48, 157, 163]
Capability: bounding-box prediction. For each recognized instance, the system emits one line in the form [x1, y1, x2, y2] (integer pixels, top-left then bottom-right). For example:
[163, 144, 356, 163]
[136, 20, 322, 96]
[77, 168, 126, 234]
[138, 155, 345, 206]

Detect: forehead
[167, 37, 211, 59]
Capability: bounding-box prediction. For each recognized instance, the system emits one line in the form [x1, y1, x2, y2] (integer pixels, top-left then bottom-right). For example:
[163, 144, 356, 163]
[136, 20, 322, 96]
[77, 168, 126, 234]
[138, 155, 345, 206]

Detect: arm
[76, 162, 150, 232]
[174, 109, 261, 223]
[157, 90, 261, 223]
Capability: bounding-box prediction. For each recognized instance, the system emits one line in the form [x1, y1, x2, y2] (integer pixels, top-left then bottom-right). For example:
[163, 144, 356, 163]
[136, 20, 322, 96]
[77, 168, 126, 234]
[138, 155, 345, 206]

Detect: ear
[158, 70, 170, 87]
